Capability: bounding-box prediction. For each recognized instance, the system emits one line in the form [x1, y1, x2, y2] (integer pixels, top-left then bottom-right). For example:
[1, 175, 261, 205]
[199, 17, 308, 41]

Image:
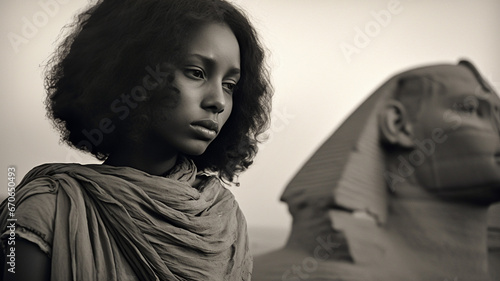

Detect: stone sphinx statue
[253, 60, 500, 281]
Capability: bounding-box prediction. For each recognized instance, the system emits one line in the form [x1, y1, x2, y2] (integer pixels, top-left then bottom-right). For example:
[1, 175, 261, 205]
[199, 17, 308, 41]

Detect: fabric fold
[0, 156, 251, 281]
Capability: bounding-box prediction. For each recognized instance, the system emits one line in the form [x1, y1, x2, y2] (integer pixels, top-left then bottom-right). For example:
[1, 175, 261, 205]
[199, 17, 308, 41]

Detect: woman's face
[148, 23, 240, 156]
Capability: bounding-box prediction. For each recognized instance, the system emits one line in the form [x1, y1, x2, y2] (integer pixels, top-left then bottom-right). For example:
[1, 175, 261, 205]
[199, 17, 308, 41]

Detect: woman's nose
[202, 82, 226, 113]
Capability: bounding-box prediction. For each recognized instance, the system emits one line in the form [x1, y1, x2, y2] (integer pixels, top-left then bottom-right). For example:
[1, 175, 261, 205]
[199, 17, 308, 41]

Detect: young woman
[0, 0, 272, 280]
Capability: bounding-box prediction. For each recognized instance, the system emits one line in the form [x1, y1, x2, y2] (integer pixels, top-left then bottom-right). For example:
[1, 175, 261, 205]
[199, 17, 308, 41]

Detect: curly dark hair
[45, 0, 272, 182]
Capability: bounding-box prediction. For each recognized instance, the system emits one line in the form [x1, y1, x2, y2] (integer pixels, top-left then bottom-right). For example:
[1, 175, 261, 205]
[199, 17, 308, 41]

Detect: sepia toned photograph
[1, 0, 499, 280]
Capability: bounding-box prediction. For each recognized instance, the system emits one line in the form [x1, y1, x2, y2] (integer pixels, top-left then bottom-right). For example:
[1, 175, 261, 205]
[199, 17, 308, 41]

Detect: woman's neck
[104, 141, 178, 176]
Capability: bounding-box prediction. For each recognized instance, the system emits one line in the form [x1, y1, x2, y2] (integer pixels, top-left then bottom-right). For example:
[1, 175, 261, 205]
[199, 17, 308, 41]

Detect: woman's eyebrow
[187, 54, 241, 77]
[227, 68, 241, 78]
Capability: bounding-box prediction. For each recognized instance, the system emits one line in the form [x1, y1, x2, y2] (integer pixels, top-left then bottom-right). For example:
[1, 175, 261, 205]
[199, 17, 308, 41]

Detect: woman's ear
[378, 99, 415, 148]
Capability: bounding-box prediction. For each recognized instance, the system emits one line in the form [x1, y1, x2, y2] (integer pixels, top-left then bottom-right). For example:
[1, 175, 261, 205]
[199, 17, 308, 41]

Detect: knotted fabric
[0, 157, 252, 280]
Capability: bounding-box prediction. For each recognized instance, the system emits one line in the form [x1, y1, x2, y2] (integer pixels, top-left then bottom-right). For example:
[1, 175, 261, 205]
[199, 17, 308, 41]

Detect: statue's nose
[494, 104, 500, 137]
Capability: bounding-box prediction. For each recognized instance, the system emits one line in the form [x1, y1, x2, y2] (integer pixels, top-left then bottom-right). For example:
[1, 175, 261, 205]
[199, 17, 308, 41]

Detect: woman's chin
[181, 145, 209, 156]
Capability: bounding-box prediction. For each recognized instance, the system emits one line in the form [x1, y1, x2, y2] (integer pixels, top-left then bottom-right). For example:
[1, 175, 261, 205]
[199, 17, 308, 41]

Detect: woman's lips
[191, 120, 219, 140]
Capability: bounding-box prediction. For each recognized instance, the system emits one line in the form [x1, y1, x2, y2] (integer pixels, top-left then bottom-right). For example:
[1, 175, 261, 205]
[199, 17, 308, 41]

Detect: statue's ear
[378, 99, 414, 148]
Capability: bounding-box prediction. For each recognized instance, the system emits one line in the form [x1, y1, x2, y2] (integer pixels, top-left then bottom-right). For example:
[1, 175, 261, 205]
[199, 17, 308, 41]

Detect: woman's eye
[223, 82, 237, 94]
[185, 68, 205, 79]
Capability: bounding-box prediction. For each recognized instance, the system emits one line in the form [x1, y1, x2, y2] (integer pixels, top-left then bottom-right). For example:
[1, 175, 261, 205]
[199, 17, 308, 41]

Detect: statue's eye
[464, 103, 477, 113]
[454, 96, 479, 115]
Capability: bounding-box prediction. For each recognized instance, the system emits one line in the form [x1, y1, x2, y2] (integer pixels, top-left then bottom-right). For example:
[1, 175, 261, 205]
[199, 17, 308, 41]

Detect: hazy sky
[1, 0, 499, 235]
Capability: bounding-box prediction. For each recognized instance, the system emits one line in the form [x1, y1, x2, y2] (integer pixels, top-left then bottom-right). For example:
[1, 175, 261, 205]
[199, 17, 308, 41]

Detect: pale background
[1, 0, 499, 255]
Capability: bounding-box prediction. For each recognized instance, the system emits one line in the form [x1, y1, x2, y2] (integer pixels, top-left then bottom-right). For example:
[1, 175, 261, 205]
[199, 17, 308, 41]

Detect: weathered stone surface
[254, 61, 500, 281]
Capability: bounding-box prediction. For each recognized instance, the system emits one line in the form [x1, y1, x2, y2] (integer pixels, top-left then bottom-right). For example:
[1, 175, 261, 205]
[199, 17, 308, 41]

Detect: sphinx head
[380, 61, 500, 204]
[282, 60, 500, 225]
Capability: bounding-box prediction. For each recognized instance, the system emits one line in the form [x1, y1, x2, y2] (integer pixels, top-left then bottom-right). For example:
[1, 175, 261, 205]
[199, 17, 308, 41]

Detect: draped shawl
[0, 157, 252, 280]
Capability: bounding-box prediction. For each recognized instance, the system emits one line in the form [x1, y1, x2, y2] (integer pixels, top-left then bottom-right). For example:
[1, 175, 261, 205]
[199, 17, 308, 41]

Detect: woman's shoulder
[10, 163, 84, 200]
[21, 162, 90, 180]
[14, 162, 111, 196]
[1, 163, 90, 238]
[0, 165, 67, 258]
[3, 188, 58, 257]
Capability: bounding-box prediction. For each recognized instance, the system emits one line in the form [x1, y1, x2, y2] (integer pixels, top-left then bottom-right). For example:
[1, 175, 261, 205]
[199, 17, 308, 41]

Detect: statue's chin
[413, 159, 500, 205]
[423, 184, 500, 205]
